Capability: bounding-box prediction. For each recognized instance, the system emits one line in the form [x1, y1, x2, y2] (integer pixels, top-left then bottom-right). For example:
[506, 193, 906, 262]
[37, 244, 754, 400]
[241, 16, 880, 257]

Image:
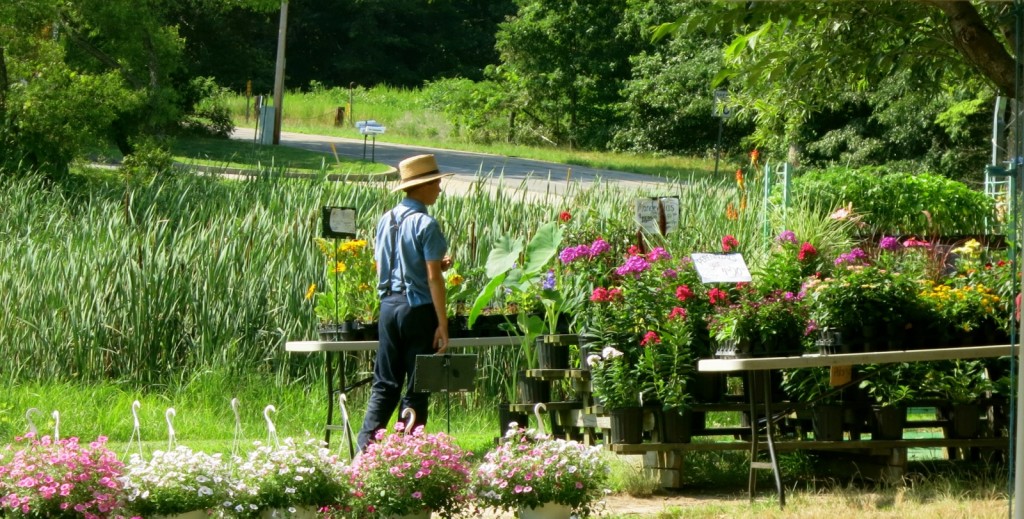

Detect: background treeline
[2, 1, 1009, 182]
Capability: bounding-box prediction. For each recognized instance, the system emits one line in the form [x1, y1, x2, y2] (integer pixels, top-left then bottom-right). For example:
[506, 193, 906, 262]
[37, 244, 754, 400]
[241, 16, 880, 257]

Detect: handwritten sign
[634, 198, 660, 234]
[690, 253, 752, 283]
[659, 197, 679, 234]
[635, 196, 680, 235]
[321, 206, 357, 239]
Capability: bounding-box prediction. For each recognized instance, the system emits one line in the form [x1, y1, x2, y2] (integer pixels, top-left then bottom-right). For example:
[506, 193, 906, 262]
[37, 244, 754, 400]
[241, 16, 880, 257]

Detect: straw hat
[392, 154, 453, 192]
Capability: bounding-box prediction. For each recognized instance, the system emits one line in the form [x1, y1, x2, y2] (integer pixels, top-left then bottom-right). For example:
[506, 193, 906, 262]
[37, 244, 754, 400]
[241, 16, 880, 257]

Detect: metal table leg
[747, 370, 785, 508]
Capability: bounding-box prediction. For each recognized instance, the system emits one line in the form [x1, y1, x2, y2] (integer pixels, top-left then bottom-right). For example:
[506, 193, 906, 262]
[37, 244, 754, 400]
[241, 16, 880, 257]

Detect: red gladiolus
[559, 211, 571, 222]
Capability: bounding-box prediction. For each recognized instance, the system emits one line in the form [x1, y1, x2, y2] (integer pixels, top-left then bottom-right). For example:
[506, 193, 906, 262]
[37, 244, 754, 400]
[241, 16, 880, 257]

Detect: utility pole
[272, 0, 289, 145]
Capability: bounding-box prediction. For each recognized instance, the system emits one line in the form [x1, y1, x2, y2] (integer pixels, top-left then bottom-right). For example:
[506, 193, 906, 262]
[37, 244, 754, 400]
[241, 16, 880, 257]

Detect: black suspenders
[383, 207, 420, 296]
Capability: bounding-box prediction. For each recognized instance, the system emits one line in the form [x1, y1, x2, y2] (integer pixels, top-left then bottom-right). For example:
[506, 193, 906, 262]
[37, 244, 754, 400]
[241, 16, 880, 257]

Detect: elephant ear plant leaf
[467, 222, 563, 364]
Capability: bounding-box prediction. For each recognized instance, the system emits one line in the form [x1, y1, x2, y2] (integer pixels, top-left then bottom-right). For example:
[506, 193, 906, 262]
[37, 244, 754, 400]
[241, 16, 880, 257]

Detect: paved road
[231, 128, 670, 198]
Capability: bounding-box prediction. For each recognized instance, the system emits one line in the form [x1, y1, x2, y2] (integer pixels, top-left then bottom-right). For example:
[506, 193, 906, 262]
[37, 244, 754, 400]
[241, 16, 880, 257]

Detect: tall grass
[0, 161, 792, 411]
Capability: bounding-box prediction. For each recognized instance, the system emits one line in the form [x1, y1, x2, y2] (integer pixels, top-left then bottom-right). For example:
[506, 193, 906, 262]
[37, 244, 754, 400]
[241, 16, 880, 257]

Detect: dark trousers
[356, 294, 436, 452]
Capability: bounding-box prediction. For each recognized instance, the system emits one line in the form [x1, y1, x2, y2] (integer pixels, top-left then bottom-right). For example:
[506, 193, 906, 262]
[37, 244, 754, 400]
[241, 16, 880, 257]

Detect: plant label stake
[52, 410, 60, 441]
[830, 366, 852, 386]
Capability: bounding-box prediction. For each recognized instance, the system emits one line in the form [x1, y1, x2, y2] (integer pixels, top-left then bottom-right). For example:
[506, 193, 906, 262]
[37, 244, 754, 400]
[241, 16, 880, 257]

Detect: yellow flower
[332, 261, 347, 274]
[305, 283, 316, 300]
[449, 274, 464, 287]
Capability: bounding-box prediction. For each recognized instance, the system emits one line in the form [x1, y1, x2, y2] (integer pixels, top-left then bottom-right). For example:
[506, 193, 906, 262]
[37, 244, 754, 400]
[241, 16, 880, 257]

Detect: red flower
[668, 307, 687, 320]
[675, 284, 694, 302]
[797, 242, 818, 261]
[721, 235, 739, 252]
[590, 287, 609, 302]
[627, 245, 641, 256]
[708, 287, 729, 305]
[559, 211, 572, 222]
[641, 331, 661, 347]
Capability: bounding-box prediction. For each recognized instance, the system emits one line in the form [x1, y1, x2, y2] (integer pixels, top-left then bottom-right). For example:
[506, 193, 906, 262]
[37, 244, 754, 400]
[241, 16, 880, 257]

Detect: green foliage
[859, 363, 925, 407]
[788, 167, 995, 236]
[923, 360, 995, 404]
[178, 76, 235, 138]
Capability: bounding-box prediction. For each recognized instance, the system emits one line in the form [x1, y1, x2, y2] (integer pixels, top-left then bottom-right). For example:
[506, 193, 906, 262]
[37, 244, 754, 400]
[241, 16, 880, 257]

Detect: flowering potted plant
[709, 287, 807, 358]
[344, 422, 473, 519]
[638, 308, 697, 443]
[230, 435, 347, 518]
[473, 426, 609, 519]
[588, 346, 645, 443]
[311, 236, 376, 340]
[0, 435, 128, 519]
[121, 445, 231, 518]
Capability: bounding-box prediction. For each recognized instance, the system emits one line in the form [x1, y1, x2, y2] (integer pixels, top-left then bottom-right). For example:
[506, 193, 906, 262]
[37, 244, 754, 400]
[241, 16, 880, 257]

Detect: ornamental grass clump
[120, 445, 231, 517]
[0, 435, 128, 519]
[230, 436, 347, 517]
[344, 422, 473, 518]
[473, 426, 609, 517]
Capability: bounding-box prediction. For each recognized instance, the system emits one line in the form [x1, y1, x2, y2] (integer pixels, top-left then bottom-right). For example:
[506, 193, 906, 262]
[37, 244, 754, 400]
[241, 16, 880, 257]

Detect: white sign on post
[690, 253, 752, 283]
[355, 120, 386, 135]
[659, 197, 679, 235]
[635, 196, 680, 236]
[634, 198, 660, 235]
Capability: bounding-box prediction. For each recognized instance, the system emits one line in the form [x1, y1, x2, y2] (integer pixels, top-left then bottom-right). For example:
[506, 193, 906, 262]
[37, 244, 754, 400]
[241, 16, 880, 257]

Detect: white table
[285, 336, 520, 446]
[697, 344, 1016, 508]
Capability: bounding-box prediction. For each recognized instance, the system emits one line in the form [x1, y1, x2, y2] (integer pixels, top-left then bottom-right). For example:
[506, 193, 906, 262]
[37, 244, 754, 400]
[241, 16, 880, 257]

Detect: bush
[786, 166, 995, 236]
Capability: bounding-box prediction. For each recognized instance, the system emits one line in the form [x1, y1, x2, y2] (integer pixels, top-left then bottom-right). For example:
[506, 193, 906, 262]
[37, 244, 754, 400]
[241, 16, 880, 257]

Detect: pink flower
[797, 242, 817, 261]
[640, 331, 660, 347]
[708, 287, 729, 305]
[668, 307, 687, 321]
[675, 284, 693, 302]
[721, 235, 739, 252]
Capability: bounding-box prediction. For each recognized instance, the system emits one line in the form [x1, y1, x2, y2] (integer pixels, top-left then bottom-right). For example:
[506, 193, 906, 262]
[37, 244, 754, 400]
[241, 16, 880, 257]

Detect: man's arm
[426, 259, 448, 353]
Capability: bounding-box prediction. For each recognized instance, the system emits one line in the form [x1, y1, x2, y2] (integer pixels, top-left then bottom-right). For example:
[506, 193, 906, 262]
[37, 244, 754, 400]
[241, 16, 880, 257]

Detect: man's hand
[434, 326, 449, 354]
[441, 255, 453, 271]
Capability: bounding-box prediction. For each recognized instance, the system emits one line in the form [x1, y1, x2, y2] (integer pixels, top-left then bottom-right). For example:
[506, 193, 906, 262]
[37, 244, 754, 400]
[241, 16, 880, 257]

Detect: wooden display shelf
[525, 368, 590, 380]
[608, 437, 1010, 454]
[510, 401, 584, 412]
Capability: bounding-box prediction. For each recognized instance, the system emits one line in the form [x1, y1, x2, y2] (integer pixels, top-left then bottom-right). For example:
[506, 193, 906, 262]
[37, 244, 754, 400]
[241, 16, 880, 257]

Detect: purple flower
[879, 236, 903, 251]
[615, 255, 651, 277]
[834, 247, 868, 266]
[559, 244, 590, 264]
[662, 268, 678, 279]
[648, 247, 671, 261]
[542, 269, 556, 290]
[777, 230, 797, 244]
[588, 238, 610, 257]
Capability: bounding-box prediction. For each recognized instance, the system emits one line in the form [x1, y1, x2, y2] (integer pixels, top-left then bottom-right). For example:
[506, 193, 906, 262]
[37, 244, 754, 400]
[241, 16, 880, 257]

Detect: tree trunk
[0, 45, 7, 116]
[925, 1, 1016, 98]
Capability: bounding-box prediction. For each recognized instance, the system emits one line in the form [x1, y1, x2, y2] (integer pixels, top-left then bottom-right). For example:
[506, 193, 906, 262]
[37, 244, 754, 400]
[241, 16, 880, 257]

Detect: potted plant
[924, 360, 995, 439]
[859, 363, 923, 440]
[468, 221, 563, 369]
[0, 435, 128, 519]
[638, 308, 697, 443]
[230, 435, 347, 518]
[473, 426, 609, 519]
[311, 236, 375, 340]
[120, 445, 231, 518]
[588, 346, 645, 443]
[709, 287, 808, 358]
[781, 368, 845, 441]
[344, 422, 473, 519]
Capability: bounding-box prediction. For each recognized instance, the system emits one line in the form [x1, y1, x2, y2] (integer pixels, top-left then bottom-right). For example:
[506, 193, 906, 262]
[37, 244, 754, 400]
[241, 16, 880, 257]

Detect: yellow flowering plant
[919, 280, 1001, 335]
[310, 237, 376, 324]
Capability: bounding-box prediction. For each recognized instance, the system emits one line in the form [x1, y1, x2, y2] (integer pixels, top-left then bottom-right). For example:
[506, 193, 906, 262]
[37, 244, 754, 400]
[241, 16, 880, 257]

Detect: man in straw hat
[356, 154, 453, 452]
